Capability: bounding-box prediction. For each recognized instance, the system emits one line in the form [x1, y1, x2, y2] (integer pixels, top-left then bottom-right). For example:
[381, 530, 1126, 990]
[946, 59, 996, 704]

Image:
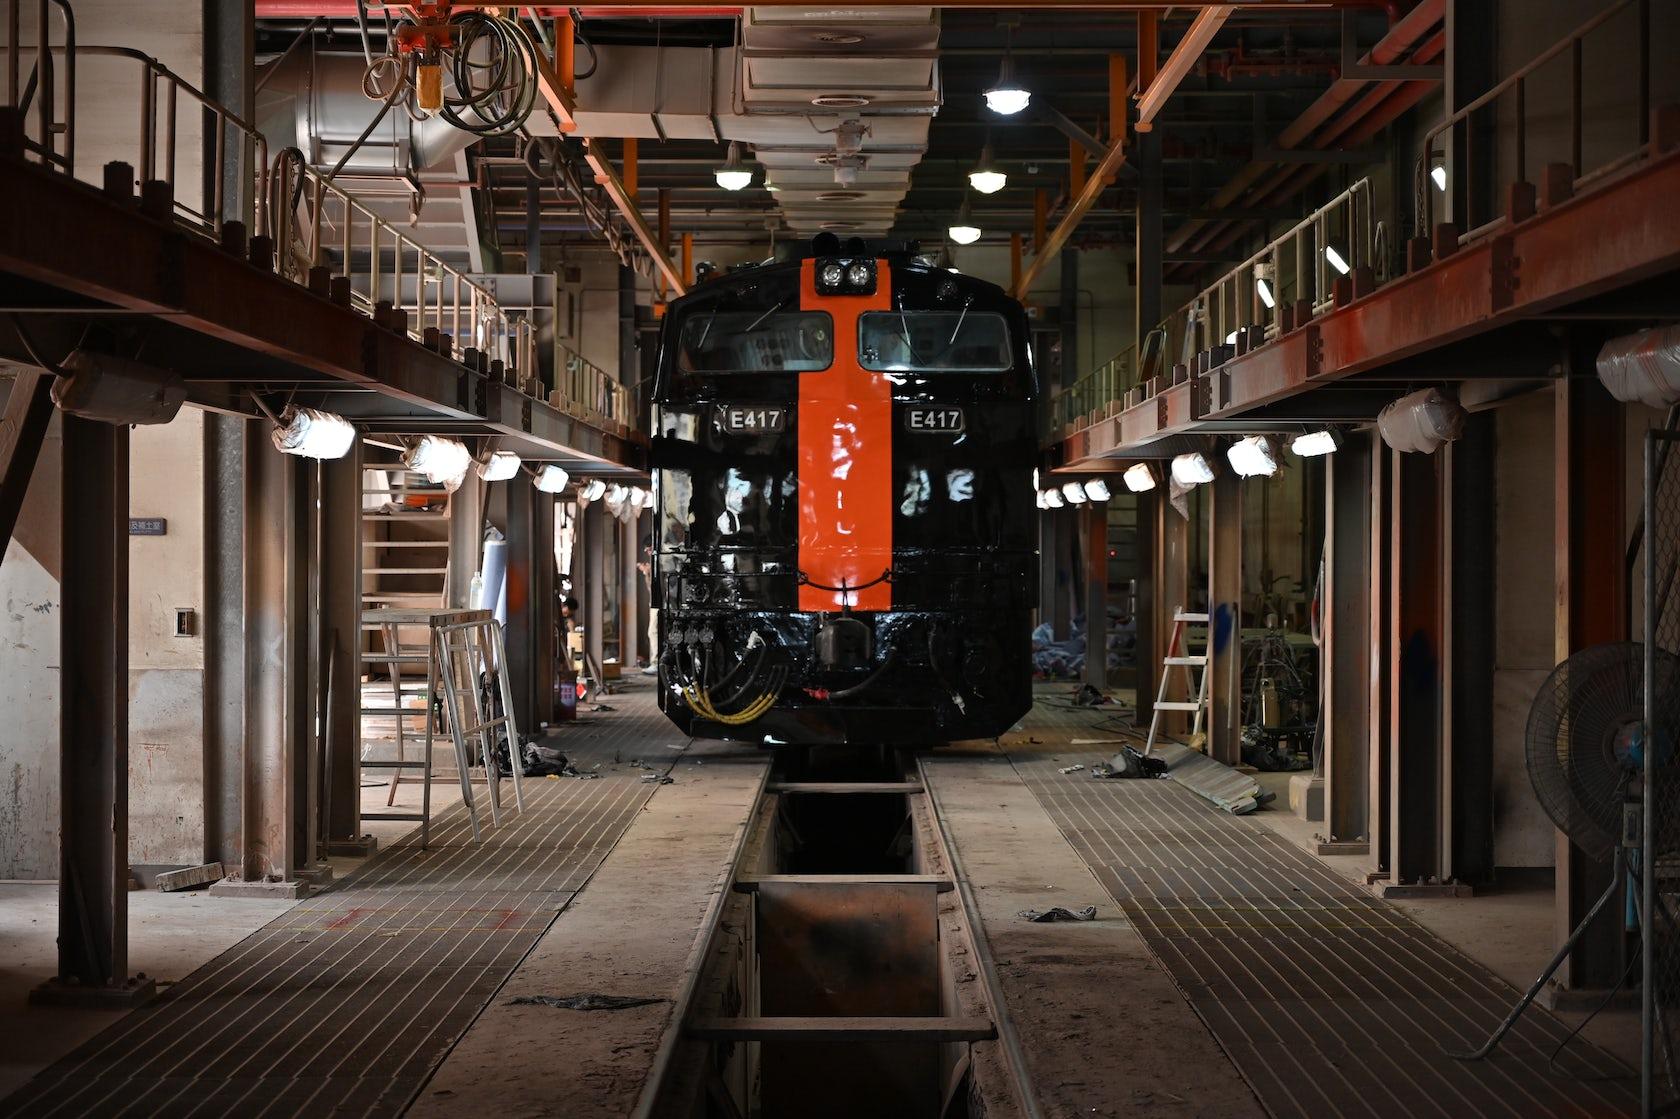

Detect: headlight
[819, 261, 845, 289]
[846, 261, 874, 288]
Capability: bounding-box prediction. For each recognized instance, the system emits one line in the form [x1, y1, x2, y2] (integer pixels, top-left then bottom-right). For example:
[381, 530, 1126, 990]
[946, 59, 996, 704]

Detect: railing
[5, 0, 73, 174]
[1419, 0, 1650, 242]
[272, 148, 538, 387]
[1046, 179, 1372, 440]
[554, 341, 632, 434]
[3, 0, 644, 437]
[1169, 177, 1372, 356]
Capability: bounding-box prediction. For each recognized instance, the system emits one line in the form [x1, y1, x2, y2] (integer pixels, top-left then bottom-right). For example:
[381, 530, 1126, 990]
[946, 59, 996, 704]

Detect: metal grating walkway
[1010, 696, 1636, 1119]
[5, 685, 685, 1119]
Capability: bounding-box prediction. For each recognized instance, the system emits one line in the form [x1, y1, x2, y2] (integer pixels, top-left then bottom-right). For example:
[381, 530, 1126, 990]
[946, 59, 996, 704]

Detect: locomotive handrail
[796, 568, 894, 594]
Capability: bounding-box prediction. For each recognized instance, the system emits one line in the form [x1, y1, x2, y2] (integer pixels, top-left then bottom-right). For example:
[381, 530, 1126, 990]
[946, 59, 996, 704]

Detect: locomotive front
[650, 239, 1037, 746]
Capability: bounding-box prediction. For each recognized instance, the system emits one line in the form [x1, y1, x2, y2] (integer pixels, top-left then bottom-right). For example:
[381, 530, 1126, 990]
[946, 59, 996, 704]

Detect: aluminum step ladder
[1144, 609, 1209, 757]
[433, 615, 525, 830]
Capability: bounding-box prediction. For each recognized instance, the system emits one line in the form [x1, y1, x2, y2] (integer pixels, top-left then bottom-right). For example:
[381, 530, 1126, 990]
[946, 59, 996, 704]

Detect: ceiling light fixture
[478, 450, 522, 481]
[984, 45, 1030, 116]
[1171, 452, 1216, 487]
[532, 464, 570, 493]
[1041, 487, 1065, 509]
[1431, 161, 1448, 192]
[270, 405, 356, 459]
[404, 435, 471, 485]
[715, 141, 753, 191]
[1325, 245, 1351, 275]
[1290, 429, 1340, 457]
[948, 197, 982, 245]
[1061, 480, 1088, 505]
[1226, 435, 1279, 478]
[1083, 478, 1112, 502]
[1123, 462, 1158, 493]
[968, 141, 1007, 194]
[582, 478, 607, 502]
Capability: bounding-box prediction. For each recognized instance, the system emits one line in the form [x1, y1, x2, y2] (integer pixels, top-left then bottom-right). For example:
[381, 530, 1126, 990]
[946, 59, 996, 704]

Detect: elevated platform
[1058, 139, 1680, 464]
[0, 137, 642, 475]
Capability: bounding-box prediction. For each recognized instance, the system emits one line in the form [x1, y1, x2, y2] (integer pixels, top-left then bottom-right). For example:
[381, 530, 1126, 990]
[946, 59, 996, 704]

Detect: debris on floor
[641, 773, 673, 784]
[519, 742, 570, 777]
[1059, 763, 1086, 774]
[507, 994, 666, 1011]
[1090, 746, 1169, 780]
[1017, 905, 1098, 923]
[1149, 740, 1269, 814]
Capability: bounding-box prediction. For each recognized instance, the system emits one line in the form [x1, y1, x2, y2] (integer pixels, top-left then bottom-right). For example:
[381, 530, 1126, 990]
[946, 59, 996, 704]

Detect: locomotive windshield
[676, 310, 833, 374]
[858, 310, 1012, 373]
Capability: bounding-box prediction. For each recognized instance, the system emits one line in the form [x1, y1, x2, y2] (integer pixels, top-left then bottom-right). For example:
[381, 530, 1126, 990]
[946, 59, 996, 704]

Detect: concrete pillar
[1552, 372, 1627, 991]
[319, 441, 365, 855]
[1082, 502, 1107, 690]
[1207, 471, 1243, 765]
[1321, 433, 1372, 853]
[31, 418, 153, 1006]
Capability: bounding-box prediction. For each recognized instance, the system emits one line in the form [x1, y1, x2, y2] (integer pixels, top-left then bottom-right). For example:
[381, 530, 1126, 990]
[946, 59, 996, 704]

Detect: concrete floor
[0, 774, 464, 1100]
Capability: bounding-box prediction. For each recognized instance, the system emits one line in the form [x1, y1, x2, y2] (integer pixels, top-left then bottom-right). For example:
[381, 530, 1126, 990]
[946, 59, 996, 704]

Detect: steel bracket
[1490, 234, 1520, 312]
[1305, 324, 1325, 379]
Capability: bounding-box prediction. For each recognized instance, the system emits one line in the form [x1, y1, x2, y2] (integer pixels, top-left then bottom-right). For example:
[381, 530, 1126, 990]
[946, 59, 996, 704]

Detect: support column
[447, 475, 483, 609]
[584, 500, 605, 687]
[31, 418, 152, 1006]
[1450, 415, 1496, 886]
[1083, 502, 1108, 690]
[1133, 491, 1158, 721]
[1384, 448, 1463, 897]
[506, 481, 556, 731]
[1050, 509, 1071, 640]
[1369, 440, 1393, 879]
[203, 414, 244, 872]
[1322, 434, 1372, 853]
[1155, 493, 1190, 734]
[320, 441, 366, 855]
[622, 507, 641, 668]
[1207, 471, 1243, 765]
[1058, 249, 1079, 390]
[212, 423, 314, 898]
[1552, 370, 1627, 992]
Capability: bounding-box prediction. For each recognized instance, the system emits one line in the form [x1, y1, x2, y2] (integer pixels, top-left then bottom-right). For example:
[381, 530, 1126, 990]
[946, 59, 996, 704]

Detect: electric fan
[1452, 641, 1680, 1061]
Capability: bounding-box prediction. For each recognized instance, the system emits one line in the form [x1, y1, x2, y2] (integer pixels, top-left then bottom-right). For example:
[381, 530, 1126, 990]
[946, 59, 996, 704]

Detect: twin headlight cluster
[815, 257, 878, 295]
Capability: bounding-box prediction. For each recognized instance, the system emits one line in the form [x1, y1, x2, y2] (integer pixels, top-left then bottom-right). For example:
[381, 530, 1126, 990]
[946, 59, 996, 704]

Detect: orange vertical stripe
[797, 259, 894, 612]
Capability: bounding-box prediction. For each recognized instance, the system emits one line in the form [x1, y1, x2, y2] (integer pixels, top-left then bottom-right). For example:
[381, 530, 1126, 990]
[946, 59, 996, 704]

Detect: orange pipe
[622, 137, 638, 198]
[681, 232, 693, 285]
[557, 14, 575, 100]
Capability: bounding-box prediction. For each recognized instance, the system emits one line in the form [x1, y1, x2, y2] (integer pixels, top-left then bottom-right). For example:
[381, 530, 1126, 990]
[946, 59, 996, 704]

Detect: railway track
[631, 747, 1043, 1119]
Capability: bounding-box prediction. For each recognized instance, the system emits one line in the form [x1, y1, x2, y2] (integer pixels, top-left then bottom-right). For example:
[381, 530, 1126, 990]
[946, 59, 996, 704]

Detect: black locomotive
[649, 235, 1037, 746]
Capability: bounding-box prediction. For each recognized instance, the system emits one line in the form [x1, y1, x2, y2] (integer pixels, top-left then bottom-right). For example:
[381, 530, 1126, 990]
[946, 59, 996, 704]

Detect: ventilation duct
[524, 7, 940, 236]
[1596, 325, 1680, 409]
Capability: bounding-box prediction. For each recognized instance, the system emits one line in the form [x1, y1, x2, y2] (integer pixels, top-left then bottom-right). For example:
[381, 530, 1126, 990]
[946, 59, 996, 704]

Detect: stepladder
[1144, 610, 1209, 756]
[433, 616, 526, 838]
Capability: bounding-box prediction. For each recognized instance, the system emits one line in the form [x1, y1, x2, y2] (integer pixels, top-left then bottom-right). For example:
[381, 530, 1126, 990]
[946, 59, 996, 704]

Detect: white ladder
[433, 616, 526, 833]
[1144, 610, 1209, 756]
